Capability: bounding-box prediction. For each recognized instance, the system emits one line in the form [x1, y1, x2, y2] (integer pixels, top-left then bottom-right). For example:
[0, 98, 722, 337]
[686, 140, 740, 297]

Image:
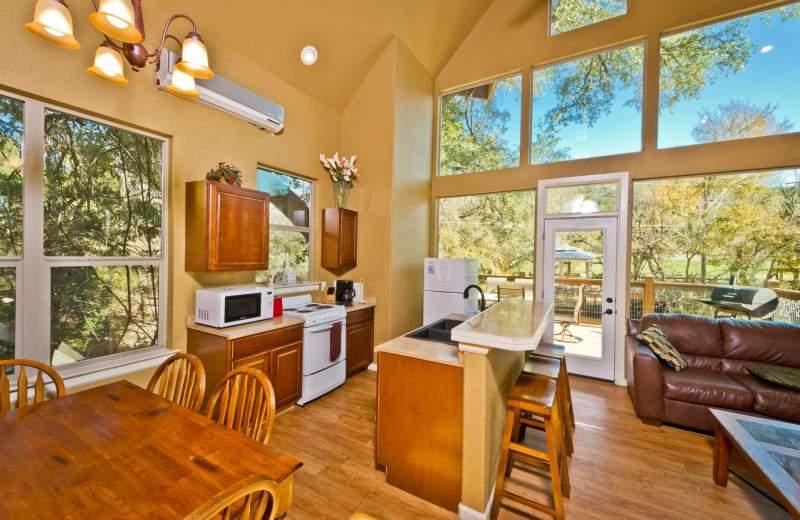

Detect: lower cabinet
[346, 307, 374, 377]
[188, 323, 304, 409]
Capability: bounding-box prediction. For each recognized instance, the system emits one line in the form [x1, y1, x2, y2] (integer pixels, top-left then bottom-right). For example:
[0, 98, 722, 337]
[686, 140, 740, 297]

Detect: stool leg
[505, 412, 522, 477]
[558, 377, 574, 456]
[492, 405, 519, 520]
[560, 361, 575, 429]
[545, 416, 565, 520]
[551, 394, 570, 499]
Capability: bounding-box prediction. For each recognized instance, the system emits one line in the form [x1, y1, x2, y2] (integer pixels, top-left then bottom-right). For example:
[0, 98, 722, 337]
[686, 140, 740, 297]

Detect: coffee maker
[335, 280, 355, 306]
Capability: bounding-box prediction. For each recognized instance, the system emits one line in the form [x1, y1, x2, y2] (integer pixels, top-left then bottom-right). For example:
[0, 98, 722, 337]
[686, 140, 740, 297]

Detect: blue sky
[490, 4, 800, 165]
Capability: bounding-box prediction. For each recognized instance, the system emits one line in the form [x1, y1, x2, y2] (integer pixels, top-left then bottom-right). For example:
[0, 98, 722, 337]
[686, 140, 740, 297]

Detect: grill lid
[709, 285, 777, 306]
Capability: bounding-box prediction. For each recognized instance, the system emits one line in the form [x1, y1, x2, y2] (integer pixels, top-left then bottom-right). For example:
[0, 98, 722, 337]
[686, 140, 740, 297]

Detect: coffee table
[711, 409, 800, 519]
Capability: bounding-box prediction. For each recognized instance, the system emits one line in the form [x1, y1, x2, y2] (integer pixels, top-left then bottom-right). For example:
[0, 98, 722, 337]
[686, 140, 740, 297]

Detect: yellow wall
[2, 1, 341, 388]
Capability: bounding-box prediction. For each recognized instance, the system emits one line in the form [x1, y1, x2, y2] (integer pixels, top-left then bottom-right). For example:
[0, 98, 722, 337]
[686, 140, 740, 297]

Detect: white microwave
[195, 286, 274, 328]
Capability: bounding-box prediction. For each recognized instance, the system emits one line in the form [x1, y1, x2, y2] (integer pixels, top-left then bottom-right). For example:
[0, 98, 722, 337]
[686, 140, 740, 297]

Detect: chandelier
[25, 0, 213, 98]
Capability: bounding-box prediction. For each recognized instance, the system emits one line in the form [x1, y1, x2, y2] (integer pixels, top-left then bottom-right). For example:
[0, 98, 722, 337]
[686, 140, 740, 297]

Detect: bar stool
[491, 373, 570, 520]
[520, 356, 573, 456]
[529, 342, 575, 430]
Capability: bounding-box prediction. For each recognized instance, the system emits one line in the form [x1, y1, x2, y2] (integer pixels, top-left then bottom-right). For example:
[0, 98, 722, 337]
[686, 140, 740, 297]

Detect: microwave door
[224, 293, 262, 324]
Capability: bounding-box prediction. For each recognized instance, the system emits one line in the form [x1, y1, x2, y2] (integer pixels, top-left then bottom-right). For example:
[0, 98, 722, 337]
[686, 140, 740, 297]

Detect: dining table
[0, 379, 302, 519]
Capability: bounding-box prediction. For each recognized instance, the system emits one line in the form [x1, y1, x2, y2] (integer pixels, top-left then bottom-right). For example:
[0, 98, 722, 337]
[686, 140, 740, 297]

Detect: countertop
[345, 296, 377, 313]
[373, 314, 465, 367]
[451, 299, 554, 351]
[186, 315, 306, 340]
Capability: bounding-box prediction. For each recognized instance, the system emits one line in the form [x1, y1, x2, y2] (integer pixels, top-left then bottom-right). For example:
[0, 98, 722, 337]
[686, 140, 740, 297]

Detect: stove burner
[284, 307, 297, 311]
[294, 309, 313, 314]
[315, 305, 333, 309]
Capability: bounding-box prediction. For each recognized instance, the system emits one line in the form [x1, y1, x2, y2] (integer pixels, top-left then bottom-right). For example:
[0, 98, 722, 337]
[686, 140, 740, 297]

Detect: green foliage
[0, 96, 23, 257]
[206, 162, 243, 186]
[691, 100, 793, 143]
[550, 0, 626, 34]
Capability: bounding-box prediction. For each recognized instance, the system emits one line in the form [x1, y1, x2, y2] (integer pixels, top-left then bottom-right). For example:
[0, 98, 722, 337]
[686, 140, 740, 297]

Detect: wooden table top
[0, 380, 302, 519]
[712, 409, 800, 516]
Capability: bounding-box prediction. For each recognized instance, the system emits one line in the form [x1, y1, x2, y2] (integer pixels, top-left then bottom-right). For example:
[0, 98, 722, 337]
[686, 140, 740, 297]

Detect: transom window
[256, 167, 313, 283]
[0, 91, 166, 370]
[549, 0, 627, 35]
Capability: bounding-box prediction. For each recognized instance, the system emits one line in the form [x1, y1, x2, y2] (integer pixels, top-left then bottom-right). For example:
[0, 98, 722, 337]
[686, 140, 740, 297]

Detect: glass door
[543, 217, 617, 380]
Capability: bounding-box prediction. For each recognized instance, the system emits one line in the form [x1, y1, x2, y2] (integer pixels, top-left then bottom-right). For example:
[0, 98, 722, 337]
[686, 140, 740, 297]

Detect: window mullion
[21, 100, 48, 365]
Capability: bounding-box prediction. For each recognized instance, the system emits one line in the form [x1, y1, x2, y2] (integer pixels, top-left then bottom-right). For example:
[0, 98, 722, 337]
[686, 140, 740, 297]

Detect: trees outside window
[256, 168, 312, 282]
[0, 92, 165, 368]
[550, 0, 627, 35]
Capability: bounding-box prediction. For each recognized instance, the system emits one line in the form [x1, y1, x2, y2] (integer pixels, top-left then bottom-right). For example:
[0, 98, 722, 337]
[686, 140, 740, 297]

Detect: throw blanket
[330, 321, 342, 362]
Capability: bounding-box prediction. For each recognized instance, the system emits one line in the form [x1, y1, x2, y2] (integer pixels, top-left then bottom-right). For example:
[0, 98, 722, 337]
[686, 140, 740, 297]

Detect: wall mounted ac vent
[156, 49, 285, 133]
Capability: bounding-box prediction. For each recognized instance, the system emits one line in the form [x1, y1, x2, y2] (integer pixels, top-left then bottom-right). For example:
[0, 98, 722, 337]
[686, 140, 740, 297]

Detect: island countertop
[373, 314, 466, 367]
[451, 299, 554, 350]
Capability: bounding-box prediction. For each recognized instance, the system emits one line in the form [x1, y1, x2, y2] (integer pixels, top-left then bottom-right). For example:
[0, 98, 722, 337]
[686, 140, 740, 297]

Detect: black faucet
[463, 284, 486, 312]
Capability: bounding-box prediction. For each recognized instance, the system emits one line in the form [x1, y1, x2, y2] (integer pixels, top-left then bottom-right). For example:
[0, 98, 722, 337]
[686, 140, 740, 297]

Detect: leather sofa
[626, 314, 800, 432]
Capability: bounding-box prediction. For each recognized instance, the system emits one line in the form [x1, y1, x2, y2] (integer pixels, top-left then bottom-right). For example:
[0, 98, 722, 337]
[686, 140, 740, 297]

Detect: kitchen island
[374, 299, 554, 519]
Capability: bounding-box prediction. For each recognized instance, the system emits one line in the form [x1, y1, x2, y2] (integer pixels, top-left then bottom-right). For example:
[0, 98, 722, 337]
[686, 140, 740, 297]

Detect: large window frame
[2, 89, 170, 386]
[256, 165, 314, 285]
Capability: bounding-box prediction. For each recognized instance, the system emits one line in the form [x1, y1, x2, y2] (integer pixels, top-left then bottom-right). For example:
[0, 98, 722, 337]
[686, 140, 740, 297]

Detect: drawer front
[231, 324, 303, 359]
[347, 307, 374, 326]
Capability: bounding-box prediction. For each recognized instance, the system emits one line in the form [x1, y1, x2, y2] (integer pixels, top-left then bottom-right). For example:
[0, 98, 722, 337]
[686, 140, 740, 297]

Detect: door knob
[604, 308, 613, 315]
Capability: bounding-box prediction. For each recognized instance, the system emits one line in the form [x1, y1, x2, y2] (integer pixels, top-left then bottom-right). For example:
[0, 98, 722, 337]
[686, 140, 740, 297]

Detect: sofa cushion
[637, 325, 688, 371]
[720, 319, 800, 370]
[730, 372, 800, 423]
[662, 367, 753, 410]
[746, 365, 800, 392]
[640, 314, 723, 358]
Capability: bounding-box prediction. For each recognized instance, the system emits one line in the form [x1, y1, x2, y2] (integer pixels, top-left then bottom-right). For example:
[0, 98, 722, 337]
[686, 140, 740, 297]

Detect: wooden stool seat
[531, 342, 566, 358]
[492, 373, 570, 520]
[529, 343, 575, 430]
[522, 356, 574, 456]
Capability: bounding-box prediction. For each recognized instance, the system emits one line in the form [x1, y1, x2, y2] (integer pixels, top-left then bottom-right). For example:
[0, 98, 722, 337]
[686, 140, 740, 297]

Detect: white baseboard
[458, 486, 495, 520]
[367, 363, 377, 372]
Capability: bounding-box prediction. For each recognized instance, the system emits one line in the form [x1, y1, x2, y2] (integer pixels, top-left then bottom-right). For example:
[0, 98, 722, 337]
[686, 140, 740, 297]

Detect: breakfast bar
[374, 299, 554, 518]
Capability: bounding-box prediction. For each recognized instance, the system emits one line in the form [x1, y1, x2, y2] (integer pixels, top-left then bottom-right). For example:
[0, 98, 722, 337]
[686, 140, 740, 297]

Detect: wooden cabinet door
[339, 209, 357, 266]
[346, 320, 374, 376]
[207, 182, 270, 271]
[232, 351, 272, 377]
[271, 342, 303, 408]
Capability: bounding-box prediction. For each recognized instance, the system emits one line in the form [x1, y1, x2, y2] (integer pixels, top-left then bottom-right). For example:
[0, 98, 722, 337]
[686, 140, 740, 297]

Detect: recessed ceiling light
[760, 45, 774, 53]
[301, 45, 318, 66]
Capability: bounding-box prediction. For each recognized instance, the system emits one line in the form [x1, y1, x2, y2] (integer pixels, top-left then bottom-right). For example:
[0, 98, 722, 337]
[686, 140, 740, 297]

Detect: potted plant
[206, 162, 243, 186]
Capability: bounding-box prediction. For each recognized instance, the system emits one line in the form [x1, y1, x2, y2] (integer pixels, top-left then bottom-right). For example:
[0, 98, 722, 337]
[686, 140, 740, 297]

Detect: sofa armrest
[625, 336, 666, 422]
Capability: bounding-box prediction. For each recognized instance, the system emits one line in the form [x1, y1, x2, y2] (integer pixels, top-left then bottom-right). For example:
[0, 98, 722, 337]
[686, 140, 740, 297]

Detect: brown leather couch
[626, 314, 800, 432]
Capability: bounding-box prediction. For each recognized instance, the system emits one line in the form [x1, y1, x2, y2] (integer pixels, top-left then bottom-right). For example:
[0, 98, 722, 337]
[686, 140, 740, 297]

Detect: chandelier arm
[145, 14, 197, 60]
[147, 34, 182, 64]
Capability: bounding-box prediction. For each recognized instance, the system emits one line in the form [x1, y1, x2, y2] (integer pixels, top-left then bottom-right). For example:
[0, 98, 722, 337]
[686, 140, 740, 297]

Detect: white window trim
[2, 88, 170, 385]
[256, 165, 314, 282]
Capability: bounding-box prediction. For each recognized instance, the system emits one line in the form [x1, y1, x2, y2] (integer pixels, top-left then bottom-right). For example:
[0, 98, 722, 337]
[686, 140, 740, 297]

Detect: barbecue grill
[696, 285, 779, 320]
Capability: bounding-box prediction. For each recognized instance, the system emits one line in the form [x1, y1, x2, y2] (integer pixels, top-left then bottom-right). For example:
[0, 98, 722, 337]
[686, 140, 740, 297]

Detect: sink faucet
[463, 284, 486, 313]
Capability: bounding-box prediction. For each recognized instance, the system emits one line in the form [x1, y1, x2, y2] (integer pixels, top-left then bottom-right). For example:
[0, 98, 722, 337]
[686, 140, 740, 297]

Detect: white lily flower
[350, 155, 357, 165]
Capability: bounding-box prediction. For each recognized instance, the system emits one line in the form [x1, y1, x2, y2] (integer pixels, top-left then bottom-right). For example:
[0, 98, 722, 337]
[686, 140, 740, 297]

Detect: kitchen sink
[405, 318, 464, 346]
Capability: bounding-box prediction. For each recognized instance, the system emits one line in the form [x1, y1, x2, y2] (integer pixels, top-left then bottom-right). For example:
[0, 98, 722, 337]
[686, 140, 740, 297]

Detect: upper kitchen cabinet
[185, 181, 270, 272]
[321, 208, 358, 268]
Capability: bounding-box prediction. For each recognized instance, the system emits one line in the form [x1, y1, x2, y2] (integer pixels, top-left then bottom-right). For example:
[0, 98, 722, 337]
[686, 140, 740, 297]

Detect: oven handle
[308, 326, 334, 333]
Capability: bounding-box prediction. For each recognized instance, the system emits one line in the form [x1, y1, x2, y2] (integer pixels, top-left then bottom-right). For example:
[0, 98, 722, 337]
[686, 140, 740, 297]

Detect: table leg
[714, 422, 732, 487]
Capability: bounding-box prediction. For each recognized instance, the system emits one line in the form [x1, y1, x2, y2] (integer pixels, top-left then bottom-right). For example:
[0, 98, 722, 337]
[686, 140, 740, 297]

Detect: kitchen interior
[2, 1, 800, 519]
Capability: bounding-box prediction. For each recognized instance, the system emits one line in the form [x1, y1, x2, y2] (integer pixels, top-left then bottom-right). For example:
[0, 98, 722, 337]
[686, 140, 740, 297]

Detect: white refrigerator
[423, 258, 480, 325]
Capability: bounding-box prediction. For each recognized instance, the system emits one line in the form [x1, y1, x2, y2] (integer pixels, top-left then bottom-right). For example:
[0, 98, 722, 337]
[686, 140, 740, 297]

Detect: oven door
[303, 319, 346, 375]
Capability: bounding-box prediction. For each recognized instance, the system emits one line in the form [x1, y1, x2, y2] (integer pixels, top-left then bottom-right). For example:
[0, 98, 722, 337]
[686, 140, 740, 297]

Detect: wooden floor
[269, 370, 791, 520]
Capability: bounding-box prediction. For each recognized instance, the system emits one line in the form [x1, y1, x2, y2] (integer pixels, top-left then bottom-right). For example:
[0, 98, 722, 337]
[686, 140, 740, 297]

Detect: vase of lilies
[319, 153, 359, 209]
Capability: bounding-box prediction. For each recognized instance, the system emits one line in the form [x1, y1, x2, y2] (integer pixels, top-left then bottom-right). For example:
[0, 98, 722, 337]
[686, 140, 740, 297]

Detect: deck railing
[477, 273, 800, 326]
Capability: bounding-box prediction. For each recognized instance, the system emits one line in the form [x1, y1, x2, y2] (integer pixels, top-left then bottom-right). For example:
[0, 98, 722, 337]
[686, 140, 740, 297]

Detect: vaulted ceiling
[151, 0, 495, 112]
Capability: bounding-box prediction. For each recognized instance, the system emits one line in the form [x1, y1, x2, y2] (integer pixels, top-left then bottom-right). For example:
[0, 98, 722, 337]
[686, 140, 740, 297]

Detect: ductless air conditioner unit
[156, 49, 285, 133]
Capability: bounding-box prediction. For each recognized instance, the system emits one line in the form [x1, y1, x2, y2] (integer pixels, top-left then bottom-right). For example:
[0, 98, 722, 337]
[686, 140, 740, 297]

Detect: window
[439, 74, 522, 176]
[0, 91, 166, 369]
[658, 3, 800, 149]
[629, 168, 800, 325]
[550, 0, 627, 35]
[545, 183, 617, 214]
[437, 191, 536, 298]
[256, 167, 312, 283]
[530, 42, 644, 164]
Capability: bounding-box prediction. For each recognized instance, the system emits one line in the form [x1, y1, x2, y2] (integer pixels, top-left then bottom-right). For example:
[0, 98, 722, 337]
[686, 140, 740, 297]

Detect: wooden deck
[269, 370, 790, 519]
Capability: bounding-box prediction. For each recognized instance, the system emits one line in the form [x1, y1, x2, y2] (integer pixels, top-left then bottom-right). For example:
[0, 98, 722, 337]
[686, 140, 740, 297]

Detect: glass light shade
[25, 0, 80, 49]
[167, 66, 200, 99]
[89, 0, 142, 43]
[87, 44, 128, 85]
[300, 45, 318, 65]
[175, 36, 214, 79]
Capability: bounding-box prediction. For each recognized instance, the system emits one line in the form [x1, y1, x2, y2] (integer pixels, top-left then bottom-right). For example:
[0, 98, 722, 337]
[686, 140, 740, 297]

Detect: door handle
[606, 297, 613, 303]
[309, 326, 334, 333]
[604, 309, 613, 315]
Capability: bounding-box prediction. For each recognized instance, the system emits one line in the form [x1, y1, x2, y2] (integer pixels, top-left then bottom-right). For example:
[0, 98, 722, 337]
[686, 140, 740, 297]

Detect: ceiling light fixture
[25, 0, 213, 94]
[300, 45, 318, 66]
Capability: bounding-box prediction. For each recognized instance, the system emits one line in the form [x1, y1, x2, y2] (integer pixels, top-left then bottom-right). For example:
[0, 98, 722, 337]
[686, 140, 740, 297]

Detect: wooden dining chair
[204, 367, 276, 445]
[0, 359, 65, 413]
[184, 475, 280, 520]
[147, 353, 206, 413]
[498, 285, 525, 300]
